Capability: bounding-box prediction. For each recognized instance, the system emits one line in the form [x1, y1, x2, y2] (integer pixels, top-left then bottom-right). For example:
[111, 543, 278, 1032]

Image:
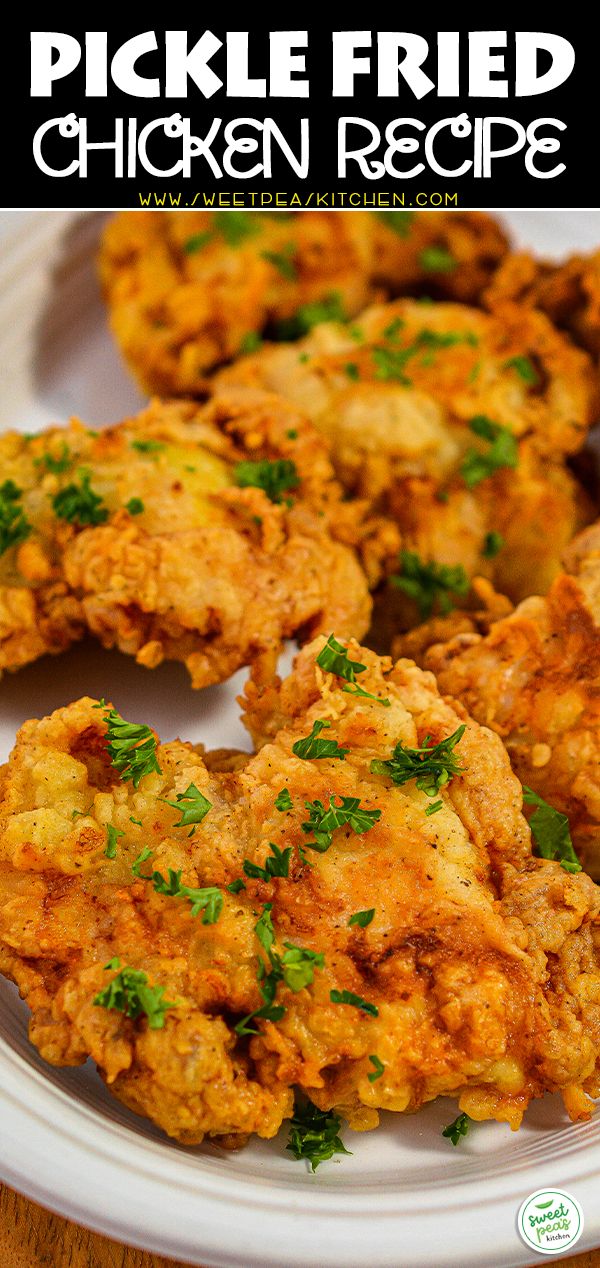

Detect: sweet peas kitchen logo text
[518, 1188, 584, 1255]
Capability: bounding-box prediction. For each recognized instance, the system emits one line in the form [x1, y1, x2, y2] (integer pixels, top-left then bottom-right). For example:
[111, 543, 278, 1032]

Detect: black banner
[4, 24, 595, 208]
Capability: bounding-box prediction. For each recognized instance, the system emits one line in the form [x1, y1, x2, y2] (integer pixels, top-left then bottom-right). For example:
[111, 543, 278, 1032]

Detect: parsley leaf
[261, 244, 297, 280]
[0, 481, 31, 556]
[286, 1100, 351, 1171]
[161, 783, 212, 828]
[330, 988, 378, 1017]
[275, 788, 293, 812]
[183, 231, 213, 254]
[104, 824, 124, 859]
[442, 1112, 470, 1146]
[348, 909, 375, 928]
[316, 634, 390, 706]
[482, 530, 504, 558]
[52, 472, 108, 527]
[273, 292, 345, 340]
[371, 726, 466, 797]
[368, 1054, 385, 1082]
[240, 330, 263, 354]
[243, 841, 292, 881]
[234, 458, 299, 503]
[460, 416, 519, 489]
[419, 246, 457, 273]
[94, 963, 176, 1029]
[227, 878, 246, 894]
[101, 705, 161, 788]
[376, 210, 415, 237]
[292, 720, 349, 761]
[391, 550, 470, 619]
[34, 442, 71, 474]
[132, 848, 224, 921]
[125, 497, 144, 516]
[235, 905, 324, 1035]
[215, 211, 259, 246]
[425, 799, 443, 816]
[522, 787, 581, 873]
[302, 796, 381, 853]
[504, 355, 539, 386]
[281, 943, 325, 992]
[131, 439, 165, 455]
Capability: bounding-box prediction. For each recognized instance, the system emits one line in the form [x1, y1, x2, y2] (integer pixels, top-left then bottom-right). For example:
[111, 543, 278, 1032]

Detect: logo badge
[518, 1189, 584, 1255]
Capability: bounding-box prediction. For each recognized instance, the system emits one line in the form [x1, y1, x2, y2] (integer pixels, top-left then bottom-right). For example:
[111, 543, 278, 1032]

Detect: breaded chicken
[397, 523, 600, 875]
[99, 210, 509, 394]
[486, 249, 600, 357]
[0, 390, 378, 686]
[1, 638, 600, 1151]
[218, 297, 596, 608]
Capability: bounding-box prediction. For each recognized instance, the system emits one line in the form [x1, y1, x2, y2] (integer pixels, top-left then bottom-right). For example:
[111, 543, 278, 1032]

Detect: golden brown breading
[373, 209, 509, 303]
[1, 639, 600, 1150]
[401, 524, 600, 875]
[218, 297, 596, 607]
[0, 390, 376, 686]
[485, 249, 600, 357]
[99, 210, 510, 393]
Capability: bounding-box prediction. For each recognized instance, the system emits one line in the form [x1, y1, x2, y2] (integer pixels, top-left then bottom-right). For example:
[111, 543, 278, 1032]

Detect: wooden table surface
[0, 1186, 598, 1268]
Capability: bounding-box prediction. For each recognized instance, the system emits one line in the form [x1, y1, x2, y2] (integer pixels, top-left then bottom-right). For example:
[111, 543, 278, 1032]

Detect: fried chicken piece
[99, 210, 509, 394]
[218, 297, 596, 608]
[0, 390, 377, 686]
[403, 523, 600, 875]
[373, 209, 509, 303]
[1, 640, 600, 1149]
[486, 249, 600, 357]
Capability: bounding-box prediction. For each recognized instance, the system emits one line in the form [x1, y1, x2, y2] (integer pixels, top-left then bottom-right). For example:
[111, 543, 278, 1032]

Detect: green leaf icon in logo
[535, 1200, 554, 1209]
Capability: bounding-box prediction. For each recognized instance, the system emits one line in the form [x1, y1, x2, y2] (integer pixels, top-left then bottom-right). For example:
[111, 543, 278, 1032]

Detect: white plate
[1, 209, 600, 1267]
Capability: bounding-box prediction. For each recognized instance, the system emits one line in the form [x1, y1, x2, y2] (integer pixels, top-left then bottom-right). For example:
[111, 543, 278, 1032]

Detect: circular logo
[518, 1189, 584, 1255]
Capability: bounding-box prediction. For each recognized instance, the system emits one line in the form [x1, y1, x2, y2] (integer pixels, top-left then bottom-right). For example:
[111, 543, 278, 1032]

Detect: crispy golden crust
[218, 297, 596, 605]
[1, 642, 600, 1148]
[0, 391, 375, 686]
[486, 249, 600, 357]
[404, 525, 600, 875]
[99, 210, 510, 393]
[373, 209, 510, 303]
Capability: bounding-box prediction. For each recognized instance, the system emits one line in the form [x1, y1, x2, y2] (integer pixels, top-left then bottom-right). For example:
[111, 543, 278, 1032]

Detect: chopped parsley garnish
[368, 1054, 385, 1082]
[233, 458, 299, 503]
[482, 530, 504, 558]
[425, 799, 443, 816]
[391, 550, 470, 619]
[161, 783, 212, 828]
[34, 442, 71, 474]
[330, 988, 378, 1017]
[460, 416, 518, 489]
[132, 847, 224, 921]
[131, 439, 165, 455]
[243, 840, 292, 881]
[214, 211, 260, 246]
[0, 481, 31, 556]
[227, 878, 246, 894]
[292, 719, 349, 761]
[235, 904, 324, 1035]
[316, 634, 390, 706]
[273, 292, 345, 340]
[240, 330, 263, 354]
[522, 787, 581, 873]
[104, 824, 124, 859]
[94, 960, 175, 1029]
[373, 326, 477, 386]
[100, 704, 161, 788]
[302, 796, 381, 853]
[376, 210, 415, 236]
[504, 355, 539, 386]
[345, 362, 360, 380]
[371, 725, 466, 798]
[183, 230, 212, 254]
[442, 1112, 470, 1146]
[419, 246, 457, 273]
[348, 908, 375, 929]
[261, 245, 297, 280]
[275, 788, 293, 812]
[286, 1100, 351, 1170]
[52, 472, 108, 527]
[125, 497, 144, 516]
